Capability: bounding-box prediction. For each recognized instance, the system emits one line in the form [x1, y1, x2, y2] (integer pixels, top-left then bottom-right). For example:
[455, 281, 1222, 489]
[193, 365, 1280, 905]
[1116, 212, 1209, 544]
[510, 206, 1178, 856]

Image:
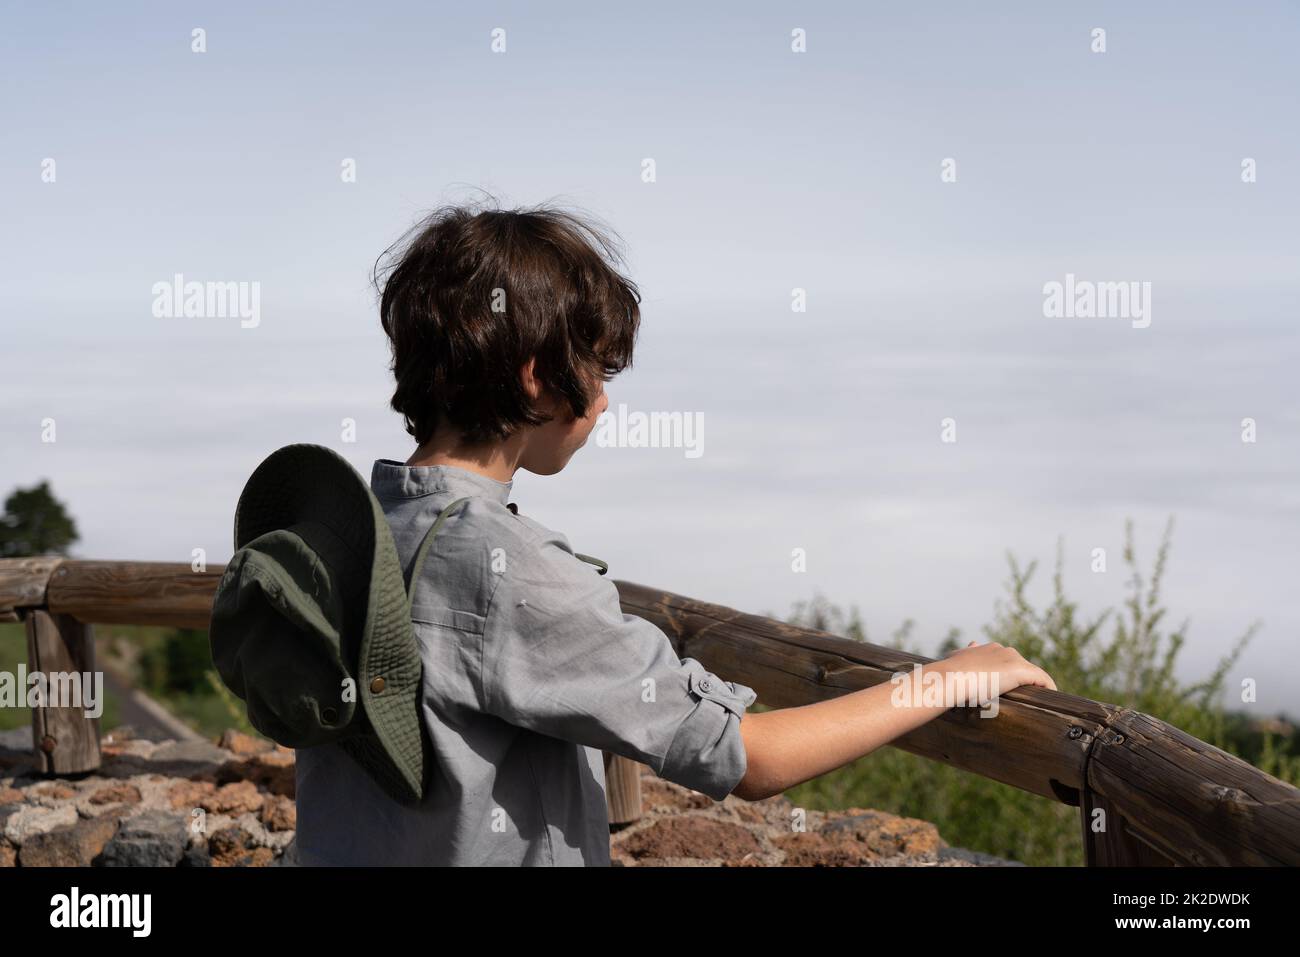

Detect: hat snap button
[370, 677, 386, 693]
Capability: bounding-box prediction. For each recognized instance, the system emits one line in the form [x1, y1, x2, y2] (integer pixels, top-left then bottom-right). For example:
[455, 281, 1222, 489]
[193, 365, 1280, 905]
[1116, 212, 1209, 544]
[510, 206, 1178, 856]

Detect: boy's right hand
[938, 640, 1058, 694]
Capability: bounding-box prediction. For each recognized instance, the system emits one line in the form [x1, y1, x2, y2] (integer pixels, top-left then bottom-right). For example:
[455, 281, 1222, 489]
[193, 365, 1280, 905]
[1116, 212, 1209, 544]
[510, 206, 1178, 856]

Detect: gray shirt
[293, 459, 757, 866]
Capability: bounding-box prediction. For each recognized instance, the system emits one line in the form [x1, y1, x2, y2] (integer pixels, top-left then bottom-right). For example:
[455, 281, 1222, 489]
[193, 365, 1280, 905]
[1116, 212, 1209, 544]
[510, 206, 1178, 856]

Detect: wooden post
[604, 752, 643, 825]
[1082, 791, 1173, 866]
[23, 609, 102, 776]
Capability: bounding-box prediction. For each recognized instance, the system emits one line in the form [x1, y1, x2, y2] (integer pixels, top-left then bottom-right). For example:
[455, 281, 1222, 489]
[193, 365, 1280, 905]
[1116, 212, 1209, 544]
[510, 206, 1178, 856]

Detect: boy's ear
[520, 357, 557, 411]
[519, 357, 541, 399]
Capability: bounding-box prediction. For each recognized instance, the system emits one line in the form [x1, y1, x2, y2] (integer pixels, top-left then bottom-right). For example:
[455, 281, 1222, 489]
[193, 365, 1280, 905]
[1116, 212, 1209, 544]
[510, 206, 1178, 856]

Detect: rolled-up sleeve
[481, 531, 757, 801]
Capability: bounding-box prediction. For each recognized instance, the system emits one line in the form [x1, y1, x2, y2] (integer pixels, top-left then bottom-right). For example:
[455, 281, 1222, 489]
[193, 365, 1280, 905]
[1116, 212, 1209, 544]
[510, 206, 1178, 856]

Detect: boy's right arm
[732, 642, 1057, 802]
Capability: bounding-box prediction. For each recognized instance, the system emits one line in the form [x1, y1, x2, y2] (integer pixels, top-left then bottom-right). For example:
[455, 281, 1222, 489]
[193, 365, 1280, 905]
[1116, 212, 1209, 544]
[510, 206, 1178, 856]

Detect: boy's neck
[405, 435, 521, 484]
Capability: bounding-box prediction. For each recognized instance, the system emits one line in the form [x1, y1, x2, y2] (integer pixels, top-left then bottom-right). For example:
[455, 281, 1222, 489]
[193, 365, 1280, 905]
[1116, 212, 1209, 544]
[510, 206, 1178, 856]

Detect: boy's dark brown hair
[374, 197, 642, 447]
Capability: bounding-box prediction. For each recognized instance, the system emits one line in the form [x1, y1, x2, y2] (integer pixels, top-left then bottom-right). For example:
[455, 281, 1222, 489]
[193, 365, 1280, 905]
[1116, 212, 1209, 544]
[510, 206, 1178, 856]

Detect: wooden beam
[1085, 712, 1300, 866]
[615, 580, 1102, 802]
[0, 556, 64, 621]
[45, 560, 223, 629]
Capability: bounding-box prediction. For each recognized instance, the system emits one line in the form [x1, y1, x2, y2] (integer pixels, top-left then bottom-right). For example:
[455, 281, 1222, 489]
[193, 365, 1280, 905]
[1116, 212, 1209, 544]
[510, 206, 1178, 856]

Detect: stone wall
[1, 727, 295, 867]
[0, 726, 1020, 867]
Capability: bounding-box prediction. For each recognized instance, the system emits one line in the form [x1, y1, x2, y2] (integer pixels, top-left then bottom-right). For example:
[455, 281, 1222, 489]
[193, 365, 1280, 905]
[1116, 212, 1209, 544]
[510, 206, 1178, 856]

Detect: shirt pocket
[410, 605, 486, 633]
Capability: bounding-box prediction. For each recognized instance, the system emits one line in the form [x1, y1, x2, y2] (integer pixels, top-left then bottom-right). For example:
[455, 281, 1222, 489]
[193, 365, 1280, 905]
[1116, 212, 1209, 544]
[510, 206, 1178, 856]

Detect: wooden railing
[2, 557, 1298, 866]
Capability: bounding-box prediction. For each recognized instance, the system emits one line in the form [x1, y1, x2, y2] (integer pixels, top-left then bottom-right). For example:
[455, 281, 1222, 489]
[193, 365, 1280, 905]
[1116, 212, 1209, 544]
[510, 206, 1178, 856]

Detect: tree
[0, 481, 79, 557]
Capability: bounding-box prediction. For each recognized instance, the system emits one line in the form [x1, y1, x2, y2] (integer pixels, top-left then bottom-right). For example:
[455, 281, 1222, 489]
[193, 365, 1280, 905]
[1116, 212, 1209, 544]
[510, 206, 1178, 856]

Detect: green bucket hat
[208, 443, 468, 806]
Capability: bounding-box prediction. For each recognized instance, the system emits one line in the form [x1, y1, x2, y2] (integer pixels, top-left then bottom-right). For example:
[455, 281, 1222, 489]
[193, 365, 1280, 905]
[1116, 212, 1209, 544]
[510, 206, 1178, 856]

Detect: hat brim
[233, 444, 426, 804]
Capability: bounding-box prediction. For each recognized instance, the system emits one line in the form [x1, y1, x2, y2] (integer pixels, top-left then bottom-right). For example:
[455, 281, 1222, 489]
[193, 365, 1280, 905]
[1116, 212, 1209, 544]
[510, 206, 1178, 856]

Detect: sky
[2, 1, 1297, 714]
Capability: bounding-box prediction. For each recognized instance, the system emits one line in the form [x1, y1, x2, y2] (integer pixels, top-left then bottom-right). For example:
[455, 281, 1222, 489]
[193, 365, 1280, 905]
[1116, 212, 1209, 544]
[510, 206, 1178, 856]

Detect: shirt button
[370, 677, 386, 693]
[699, 678, 713, 693]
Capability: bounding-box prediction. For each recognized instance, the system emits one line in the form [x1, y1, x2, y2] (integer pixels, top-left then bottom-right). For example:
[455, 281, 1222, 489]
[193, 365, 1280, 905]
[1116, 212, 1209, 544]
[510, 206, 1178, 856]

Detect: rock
[639, 777, 713, 813]
[18, 815, 120, 866]
[603, 764, 1026, 867]
[98, 810, 189, 867]
[87, 782, 142, 806]
[99, 738, 230, 781]
[818, 809, 946, 857]
[937, 846, 1025, 867]
[182, 840, 211, 867]
[208, 825, 275, 867]
[0, 803, 22, 833]
[26, 782, 78, 803]
[147, 739, 231, 767]
[218, 730, 274, 756]
[104, 739, 157, 760]
[97, 740, 161, 777]
[772, 830, 886, 866]
[0, 787, 23, 805]
[204, 781, 264, 815]
[0, 840, 15, 867]
[615, 817, 763, 863]
[768, 810, 946, 866]
[731, 802, 776, 825]
[170, 779, 263, 815]
[4, 803, 79, 846]
[78, 781, 145, 819]
[167, 779, 216, 810]
[232, 811, 293, 851]
[261, 795, 296, 832]
[215, 750, 295, 798]
[102, 725, 140, 744]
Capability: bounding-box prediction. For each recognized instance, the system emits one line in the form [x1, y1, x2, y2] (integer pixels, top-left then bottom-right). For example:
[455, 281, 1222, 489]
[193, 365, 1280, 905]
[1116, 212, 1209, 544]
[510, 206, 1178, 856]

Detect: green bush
[778, 518, 1294, 866]
[136, 627, 215, 696]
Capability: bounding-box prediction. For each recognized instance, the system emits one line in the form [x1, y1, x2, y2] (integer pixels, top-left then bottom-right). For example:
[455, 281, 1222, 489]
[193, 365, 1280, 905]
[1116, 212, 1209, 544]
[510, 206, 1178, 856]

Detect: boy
[292, 200, 1057, 866]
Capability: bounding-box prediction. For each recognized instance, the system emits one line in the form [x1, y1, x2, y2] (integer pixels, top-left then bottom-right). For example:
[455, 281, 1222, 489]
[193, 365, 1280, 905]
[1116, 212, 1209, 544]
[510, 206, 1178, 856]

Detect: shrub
[778, 518, 1290, 865]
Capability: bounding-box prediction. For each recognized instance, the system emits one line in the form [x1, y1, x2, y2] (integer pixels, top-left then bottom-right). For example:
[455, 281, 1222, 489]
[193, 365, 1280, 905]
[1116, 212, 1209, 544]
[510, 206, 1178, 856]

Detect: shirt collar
[370, 459, 514, 505]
